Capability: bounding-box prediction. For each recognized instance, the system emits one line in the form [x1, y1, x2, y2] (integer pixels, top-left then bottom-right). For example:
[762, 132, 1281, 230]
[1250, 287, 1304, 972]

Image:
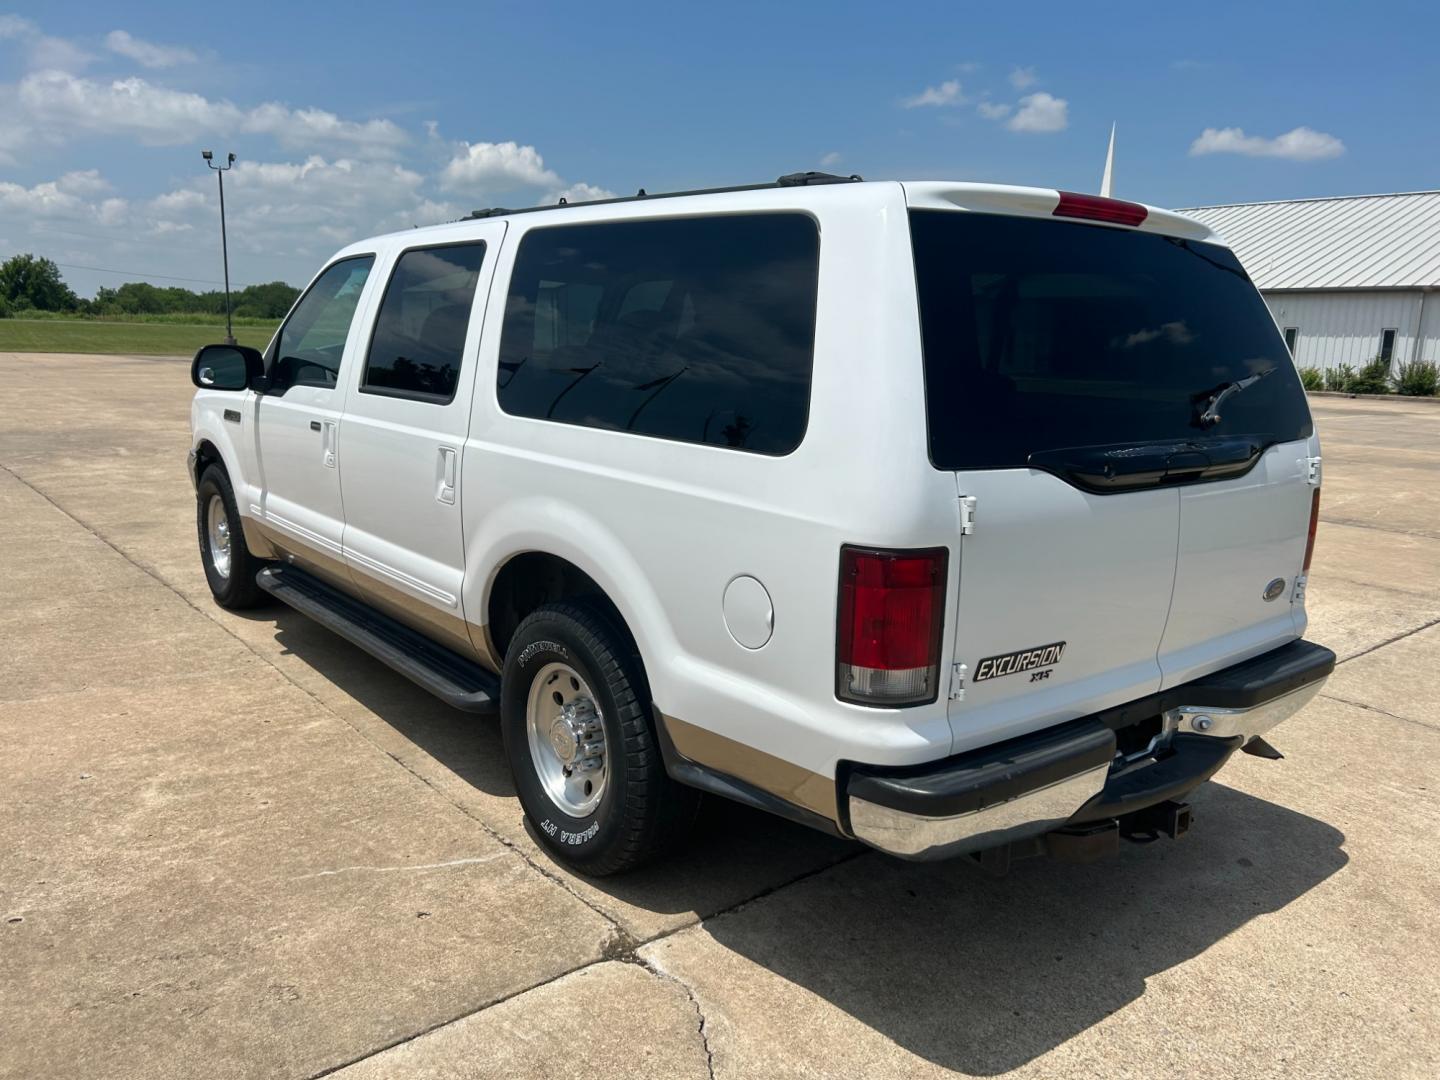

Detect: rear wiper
[1194, 366, 1274, 428]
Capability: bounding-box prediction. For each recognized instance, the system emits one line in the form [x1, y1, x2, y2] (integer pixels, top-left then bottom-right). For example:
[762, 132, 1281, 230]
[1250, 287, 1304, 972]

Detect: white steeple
[1100, 123, 1117, 197]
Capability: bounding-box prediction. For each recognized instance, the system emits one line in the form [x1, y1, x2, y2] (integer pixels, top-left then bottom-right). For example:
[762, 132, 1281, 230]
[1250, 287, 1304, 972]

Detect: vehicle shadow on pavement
[699, 781, 1348, 1074]
[266, 609, 1347, 1072]
[266, 610, 861, 913]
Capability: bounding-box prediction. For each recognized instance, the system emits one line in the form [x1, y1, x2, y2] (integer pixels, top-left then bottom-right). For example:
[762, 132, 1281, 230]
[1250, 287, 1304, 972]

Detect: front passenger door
[254, 255, 375, 583]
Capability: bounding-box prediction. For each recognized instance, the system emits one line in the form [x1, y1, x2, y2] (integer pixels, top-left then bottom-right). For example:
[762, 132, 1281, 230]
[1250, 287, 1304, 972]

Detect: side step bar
[256, 565, 499, 712]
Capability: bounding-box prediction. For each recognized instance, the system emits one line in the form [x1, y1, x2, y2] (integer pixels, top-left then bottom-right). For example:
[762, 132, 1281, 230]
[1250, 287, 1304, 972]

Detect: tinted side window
[497, 214, 819, 455]
[362, 242, 487, 402]
[270, 256, 374, 393]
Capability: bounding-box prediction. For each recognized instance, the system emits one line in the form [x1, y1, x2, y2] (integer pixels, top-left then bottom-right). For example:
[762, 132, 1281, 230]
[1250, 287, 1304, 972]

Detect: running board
[256, 564, 499, 712]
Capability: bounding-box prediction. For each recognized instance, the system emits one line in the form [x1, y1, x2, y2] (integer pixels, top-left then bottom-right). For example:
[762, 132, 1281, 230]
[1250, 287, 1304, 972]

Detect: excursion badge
[973, 641, 1067, 682]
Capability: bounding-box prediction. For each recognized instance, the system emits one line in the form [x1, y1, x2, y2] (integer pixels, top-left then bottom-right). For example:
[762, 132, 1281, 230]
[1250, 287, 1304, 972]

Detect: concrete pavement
[1, 353, 1436, 1079]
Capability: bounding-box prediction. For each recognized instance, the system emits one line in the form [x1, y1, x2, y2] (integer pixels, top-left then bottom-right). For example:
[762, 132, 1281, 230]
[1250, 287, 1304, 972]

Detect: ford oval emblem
[1263, 578, 1286, 602]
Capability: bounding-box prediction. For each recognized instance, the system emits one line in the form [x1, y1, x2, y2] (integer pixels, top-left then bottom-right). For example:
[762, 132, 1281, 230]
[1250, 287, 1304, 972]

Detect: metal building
[1180, 191, 1440, 375]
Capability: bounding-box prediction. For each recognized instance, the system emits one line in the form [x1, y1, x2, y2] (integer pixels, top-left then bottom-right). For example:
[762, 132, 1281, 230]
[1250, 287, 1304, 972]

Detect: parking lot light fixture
[203, 150, 238, 346]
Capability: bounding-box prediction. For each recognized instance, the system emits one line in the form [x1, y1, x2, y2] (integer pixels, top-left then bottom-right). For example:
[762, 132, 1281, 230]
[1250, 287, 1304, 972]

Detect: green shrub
[1298, 366, 1323, 391]
[1323, 364, 1354, 392]
[1394, 359, 1440, 397]
[1348, 357, 1392, 395]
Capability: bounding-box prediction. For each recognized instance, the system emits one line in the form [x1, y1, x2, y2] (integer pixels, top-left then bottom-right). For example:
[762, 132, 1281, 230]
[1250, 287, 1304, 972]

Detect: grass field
[0, 319, 278, 355]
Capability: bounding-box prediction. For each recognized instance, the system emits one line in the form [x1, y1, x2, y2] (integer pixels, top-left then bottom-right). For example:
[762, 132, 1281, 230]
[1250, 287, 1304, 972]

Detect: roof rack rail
[466, 171, 863, 221]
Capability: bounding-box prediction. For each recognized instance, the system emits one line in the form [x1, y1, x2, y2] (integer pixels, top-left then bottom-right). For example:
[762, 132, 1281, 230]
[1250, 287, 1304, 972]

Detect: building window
[1379, 328, 1398, 364]
[1283, 327, 1298, 356]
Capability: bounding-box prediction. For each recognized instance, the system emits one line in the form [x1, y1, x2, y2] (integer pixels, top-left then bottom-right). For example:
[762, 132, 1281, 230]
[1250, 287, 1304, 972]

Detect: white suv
[188, 174, 1334, 875]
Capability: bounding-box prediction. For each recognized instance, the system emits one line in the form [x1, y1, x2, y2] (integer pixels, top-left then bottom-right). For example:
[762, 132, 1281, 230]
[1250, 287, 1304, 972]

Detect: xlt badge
[973, 641, 1067, 682]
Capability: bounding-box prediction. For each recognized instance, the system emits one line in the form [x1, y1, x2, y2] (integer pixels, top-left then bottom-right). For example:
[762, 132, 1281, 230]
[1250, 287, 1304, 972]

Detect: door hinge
[1306, 456, 1322, 486]
[958, 495, 977, 535]
[949, 662, 968, 701]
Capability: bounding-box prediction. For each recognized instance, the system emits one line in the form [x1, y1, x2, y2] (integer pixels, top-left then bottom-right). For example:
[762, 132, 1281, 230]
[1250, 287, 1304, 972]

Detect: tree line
[0, 253, 299, 320]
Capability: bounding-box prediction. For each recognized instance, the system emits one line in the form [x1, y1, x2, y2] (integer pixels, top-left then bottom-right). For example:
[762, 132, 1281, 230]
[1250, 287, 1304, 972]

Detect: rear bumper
[845, 639, 1335, 860]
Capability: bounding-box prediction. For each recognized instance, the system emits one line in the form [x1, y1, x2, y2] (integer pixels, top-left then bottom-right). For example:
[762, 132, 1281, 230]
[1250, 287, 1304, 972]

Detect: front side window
[270, 256, 374, 393]
[363, 242, 487, 402]
[496, 214, 820, 455]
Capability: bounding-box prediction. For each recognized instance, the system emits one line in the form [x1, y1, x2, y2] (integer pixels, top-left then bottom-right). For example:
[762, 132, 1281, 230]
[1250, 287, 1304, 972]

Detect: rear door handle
[436, 447, 457, 505]
[322, 420, 337, 468]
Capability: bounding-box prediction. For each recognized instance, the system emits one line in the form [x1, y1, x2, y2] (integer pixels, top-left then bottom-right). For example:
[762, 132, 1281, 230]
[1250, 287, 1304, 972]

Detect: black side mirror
[191, 344, 265, 391]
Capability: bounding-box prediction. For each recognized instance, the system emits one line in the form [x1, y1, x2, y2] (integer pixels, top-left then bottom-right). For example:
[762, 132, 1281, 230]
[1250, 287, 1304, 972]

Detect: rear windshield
[909, 209, 1312, 470]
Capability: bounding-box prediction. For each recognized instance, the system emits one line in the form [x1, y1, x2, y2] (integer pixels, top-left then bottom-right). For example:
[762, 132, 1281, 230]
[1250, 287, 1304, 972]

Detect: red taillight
[1053, 191, 1148, 227]
[1303, 488, 1321, 572]
[836, 546, 947, 706]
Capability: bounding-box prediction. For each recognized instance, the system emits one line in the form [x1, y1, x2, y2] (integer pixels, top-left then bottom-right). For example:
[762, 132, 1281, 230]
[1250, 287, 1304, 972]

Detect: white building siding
[1263, 290, 1428, 372]
[1418, 293, 1440, 365]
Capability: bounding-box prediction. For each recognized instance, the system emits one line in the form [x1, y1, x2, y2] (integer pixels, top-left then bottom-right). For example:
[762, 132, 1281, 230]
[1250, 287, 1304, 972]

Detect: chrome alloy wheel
[206, 493, 232, 580]
[525, 661, 607, 816]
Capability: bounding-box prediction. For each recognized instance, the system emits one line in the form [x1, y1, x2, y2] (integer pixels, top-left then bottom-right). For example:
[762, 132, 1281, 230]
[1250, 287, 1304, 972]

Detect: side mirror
[191, 344, 264, 391]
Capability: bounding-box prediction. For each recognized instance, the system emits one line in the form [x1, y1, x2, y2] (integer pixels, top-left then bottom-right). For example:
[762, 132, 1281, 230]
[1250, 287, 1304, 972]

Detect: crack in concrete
[290, 855, 507, 881]
[1333, 615, 1440, 667]
[1319, 691, 1437, 733]
[610, 939, 718, 1080]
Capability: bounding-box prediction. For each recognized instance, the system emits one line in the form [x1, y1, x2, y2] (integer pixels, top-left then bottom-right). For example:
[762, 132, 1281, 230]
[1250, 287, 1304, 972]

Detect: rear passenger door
[339, 228, 505, 656]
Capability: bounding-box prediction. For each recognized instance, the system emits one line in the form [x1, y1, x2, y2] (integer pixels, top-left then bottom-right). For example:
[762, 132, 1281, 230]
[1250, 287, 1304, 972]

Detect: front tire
[501, 600, 698, 875]
[196, 464, 266, 609]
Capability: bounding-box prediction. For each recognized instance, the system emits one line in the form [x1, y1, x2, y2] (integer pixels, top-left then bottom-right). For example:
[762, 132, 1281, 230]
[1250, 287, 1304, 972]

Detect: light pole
[202, 150, 236, 345]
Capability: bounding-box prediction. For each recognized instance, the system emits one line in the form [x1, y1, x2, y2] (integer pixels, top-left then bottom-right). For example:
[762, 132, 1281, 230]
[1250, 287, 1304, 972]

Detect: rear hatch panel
[906, 196, 1317, 751]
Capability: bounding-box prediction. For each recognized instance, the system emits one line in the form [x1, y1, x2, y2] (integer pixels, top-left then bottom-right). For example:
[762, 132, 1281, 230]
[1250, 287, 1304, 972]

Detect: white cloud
[903, 79, 966, 108]
[0, 15, 36, 39]
[12, 71, 407, 155]
[0, 14, 91, 71]
[1008, 66, 1037, 90]
[1189, 125, 1344, 161]
[240, 102, 408, 153]
[819, 151, 841, 167]
[546, 182, 617, 205]
[55, 169, 112, 196]
[439, 141, 560, 192]
[104, 30, 198, 69]
[142, 156, 440, 258]
[1007, 92, 1068, 133]
[976, 101, 1011, 120]
[0, 173, 126, 224]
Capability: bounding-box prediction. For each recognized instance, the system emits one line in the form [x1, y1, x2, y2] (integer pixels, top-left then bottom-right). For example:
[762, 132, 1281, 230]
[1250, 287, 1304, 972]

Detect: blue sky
[2, 0, 1436, 296]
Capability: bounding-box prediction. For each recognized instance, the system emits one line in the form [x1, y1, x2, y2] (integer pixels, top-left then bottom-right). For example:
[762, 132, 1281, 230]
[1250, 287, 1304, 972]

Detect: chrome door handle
[436, 447, 457, 505]
[322, 420, 337, 468]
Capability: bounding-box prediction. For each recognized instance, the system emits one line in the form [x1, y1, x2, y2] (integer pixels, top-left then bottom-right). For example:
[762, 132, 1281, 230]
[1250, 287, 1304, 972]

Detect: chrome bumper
[846, 651, 1331, 861]
[849, 760, 1111, 859]
[1164, 680, 1323, 743]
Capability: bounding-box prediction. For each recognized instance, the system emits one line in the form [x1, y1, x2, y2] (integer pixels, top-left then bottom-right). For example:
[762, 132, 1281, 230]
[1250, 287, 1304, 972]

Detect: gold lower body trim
[660, 713, 838, 824]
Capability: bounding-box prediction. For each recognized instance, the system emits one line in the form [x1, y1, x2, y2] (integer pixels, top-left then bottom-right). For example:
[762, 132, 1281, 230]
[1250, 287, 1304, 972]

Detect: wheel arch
[470, 503, 681, 691]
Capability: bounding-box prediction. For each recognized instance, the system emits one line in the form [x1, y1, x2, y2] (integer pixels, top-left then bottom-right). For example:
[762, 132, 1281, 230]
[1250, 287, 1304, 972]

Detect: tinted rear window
[910, 210, 1312, 470]
[496, 214, 819, 455]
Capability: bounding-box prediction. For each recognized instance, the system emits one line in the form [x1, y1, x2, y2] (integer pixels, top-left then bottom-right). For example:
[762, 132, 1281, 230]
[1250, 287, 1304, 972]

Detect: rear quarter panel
[459, 183, 964, 782]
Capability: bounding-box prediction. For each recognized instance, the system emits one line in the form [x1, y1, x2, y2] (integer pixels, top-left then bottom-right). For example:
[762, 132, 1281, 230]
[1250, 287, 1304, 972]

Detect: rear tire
[196, 464, 266, 610]
[501, 600, 698, 875]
